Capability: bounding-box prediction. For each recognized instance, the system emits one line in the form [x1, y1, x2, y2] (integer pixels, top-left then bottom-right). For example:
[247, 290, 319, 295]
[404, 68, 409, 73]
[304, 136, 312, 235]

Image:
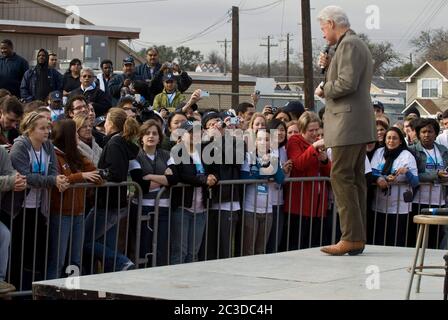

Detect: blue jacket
[0, 53, 29, 97]
[20, 67, 63, 102]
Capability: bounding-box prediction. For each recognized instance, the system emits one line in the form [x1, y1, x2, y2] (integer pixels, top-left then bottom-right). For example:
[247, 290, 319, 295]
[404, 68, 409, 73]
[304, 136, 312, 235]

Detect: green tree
[175, 46, 203, 71]
[387, 63, 416, 77]
[156, 45, 177, 64]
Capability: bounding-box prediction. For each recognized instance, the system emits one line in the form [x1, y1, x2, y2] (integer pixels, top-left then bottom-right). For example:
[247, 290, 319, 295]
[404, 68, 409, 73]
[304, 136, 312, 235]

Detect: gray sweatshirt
[0, 146, 16, 192]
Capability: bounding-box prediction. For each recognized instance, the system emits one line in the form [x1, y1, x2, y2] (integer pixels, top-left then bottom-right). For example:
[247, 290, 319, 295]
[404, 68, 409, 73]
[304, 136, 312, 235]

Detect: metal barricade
[0, 181, 142, 297]
[150, 176, 336, 267]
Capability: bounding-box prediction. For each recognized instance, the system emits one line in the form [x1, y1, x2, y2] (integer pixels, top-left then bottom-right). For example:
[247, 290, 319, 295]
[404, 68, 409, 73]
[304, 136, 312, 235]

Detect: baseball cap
[95, 116, 106, 127]
[49, 90, 62, 102]
[123, 56, 134, 65]
[202, 111, 221, 128]
[180, 120, 201, 132]
[163, 72, 175, 82]
[372, 100, 384, 111]
[283, 101, 305, 117]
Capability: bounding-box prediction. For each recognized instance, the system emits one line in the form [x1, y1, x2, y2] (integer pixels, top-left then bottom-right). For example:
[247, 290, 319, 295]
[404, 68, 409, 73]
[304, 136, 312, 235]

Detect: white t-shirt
[413, 146, 446, 205]
[370, 147, 418, 214]
[436, 131, 448, 149]
[129, 153, 170, 208]
[25, 148, 49, 208]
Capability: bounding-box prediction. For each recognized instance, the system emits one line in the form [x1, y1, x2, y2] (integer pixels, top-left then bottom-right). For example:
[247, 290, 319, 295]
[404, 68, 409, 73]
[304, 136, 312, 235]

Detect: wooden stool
[406, 214, 448, 300]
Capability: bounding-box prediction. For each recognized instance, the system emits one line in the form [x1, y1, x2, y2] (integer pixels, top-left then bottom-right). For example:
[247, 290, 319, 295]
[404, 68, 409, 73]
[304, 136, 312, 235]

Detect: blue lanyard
[424, 147, 439, 167]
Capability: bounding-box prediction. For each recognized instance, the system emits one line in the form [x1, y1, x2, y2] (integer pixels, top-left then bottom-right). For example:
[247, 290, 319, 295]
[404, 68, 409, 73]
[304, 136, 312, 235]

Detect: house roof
[31, 0, 94, 25]
[401, 60, 448, 83]
[402, 99, 442, 115]
[371, 77, 406, 91]
[0, 19, 140, 39]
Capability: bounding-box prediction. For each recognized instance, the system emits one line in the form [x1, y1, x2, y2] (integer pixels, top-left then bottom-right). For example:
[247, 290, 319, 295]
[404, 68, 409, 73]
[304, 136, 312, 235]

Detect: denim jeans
[0, 221, 10, 281]
[47, 215, 83, 280]
[83, 207, 131, 272]
[170, 208, 206, 265]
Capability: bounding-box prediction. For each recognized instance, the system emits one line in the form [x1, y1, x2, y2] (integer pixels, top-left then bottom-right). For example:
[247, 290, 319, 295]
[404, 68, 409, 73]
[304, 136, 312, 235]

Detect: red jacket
[285, 134, 331, 217]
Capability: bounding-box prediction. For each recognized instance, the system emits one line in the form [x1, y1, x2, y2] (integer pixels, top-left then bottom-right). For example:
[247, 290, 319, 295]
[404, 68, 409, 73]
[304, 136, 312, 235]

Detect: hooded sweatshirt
[20, 49, 63, 102]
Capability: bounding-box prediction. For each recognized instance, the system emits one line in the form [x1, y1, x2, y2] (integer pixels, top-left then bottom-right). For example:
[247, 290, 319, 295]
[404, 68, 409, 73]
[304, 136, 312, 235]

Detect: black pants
[199, 209, 239, 260]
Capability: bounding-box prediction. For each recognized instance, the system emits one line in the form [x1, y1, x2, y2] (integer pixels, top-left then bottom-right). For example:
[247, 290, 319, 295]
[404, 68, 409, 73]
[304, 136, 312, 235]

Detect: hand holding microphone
[319, 44, 331, 74]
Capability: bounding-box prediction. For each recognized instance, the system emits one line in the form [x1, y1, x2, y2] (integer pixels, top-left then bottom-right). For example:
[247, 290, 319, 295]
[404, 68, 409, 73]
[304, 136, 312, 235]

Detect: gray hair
[317, 6, 350, 28]
[80, 67, 94, 75]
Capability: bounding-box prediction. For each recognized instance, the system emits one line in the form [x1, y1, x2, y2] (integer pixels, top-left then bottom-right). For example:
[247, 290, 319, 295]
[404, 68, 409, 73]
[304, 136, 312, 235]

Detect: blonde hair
[107, 107, 140, 141]
[73, 113, 90, 131]
[248, 112, 267, 131]
[20, 111, 48, 136]
[286, 120, 299, 130]
[297, 111, 321, 133]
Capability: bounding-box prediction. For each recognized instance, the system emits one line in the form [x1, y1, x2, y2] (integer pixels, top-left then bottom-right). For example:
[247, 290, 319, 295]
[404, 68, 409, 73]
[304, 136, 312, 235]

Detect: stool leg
[406, 224, 424, 300]
[416, 224, 429, 294]
[444, 254, 448, 301]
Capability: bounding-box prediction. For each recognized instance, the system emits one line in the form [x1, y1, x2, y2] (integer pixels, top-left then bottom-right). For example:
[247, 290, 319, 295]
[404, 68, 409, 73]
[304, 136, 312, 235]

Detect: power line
[240, 0, 284, 12]
[4, 0, 168, 9]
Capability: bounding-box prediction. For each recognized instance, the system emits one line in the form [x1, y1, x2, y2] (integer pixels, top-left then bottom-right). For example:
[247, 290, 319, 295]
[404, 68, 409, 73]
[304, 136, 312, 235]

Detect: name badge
[257, 184, 268, 194]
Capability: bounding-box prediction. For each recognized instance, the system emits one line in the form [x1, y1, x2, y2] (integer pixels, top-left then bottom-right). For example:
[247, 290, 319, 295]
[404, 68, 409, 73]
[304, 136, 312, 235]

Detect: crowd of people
[1, 37, 448, 296]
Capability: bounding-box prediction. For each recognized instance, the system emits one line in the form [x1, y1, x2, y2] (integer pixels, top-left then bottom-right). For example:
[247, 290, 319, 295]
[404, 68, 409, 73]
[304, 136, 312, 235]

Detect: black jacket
[97, 132, 139, 209]
[205, 135, 242, 205]
[168, 144, 216, 210]
[70, 86, 112, 117]
[0, 53, 29, 97]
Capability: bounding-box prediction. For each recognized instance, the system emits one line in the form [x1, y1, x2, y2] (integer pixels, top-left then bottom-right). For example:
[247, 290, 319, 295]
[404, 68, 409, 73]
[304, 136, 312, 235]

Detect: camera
[98, 169, 110, 180]
[271, 107, 278, 113]
[229, 117, 239, 125]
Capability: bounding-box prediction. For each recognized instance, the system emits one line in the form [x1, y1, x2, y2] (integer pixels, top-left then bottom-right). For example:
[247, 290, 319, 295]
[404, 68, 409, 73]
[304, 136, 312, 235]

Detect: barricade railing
[0, 181, 143, 297]
[150, 177, 336, 267]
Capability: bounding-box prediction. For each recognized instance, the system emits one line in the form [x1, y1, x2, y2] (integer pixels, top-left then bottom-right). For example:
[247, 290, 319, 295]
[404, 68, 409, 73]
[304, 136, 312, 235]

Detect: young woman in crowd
[273, 109, 292, 124]
[62, 59, 82, 97]
[285, 111, 332, 250]
[370, 127, 419, 247]
[129, 120, 173, 266]
[160, 111, 187, 151]
[8, 112, 69, 288]
[83, 107, 140, 272]
[286, 121, 300, 141]
[47, 119, 101, 279]
[240, 129, 285, 256]
[168, 120, 218, 264]
[265, 119, 292, 253]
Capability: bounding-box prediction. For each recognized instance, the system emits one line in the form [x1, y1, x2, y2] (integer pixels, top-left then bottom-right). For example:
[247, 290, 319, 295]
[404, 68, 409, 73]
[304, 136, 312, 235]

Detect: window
[421, 79, 439, 98]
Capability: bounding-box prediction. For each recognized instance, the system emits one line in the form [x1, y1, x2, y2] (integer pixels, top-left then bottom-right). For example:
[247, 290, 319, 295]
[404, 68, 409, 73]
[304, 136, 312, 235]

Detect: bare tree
[359, 33, 401, 76]
[410, 28, 448, 64]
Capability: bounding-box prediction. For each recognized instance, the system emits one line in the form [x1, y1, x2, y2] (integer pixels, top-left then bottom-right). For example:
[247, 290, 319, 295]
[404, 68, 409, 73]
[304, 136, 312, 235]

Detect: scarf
[382, 145, 406, 175]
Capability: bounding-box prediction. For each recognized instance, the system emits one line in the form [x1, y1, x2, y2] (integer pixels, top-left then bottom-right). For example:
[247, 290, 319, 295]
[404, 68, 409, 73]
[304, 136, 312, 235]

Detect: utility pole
[301, 0, 314, 110]
[409, 53, 413, 67]
[286, 33, 292, 82]
[232, 6, 239, 108]
[260, 36, 278, 78]
[217, 38, 229, 75]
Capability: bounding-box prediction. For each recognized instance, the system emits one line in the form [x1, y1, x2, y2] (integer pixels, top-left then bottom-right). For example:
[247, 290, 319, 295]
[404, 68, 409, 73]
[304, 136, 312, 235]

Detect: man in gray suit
[314, 6, 376, 255]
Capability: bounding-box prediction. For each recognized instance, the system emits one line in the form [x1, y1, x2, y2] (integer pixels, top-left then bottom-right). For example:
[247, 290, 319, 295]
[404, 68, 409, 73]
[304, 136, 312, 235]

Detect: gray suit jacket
[322, 29, 376, 148]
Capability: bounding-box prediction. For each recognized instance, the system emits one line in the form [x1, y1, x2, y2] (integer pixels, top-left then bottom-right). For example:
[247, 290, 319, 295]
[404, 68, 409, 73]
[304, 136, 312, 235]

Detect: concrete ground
[32, 245, 447, 300]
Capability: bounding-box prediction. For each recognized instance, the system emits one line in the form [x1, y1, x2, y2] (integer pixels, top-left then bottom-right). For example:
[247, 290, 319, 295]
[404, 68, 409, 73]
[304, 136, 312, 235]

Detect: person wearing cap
[198, 111, 243, 260]
[47, 91, 64, 122]
[283, 101, 305, 120]
[20, 49, 63, 103]
[69, 67, 112, 117]
[153, 72, 186, 113]
[135, 47, 193, 105]
[62, 58, 82, 97]
[372, 100, 384, 117]
[108, 56, 145, 105]
[168, 120, 218, 264]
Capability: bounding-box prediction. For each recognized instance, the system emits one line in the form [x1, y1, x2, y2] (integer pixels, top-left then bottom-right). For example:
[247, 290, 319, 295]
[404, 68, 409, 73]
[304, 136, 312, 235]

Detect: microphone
[320, 44, 330, 75]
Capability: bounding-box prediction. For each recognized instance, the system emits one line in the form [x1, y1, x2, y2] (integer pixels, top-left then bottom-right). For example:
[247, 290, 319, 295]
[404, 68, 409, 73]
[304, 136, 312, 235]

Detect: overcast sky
[49, 0, 448, 64]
